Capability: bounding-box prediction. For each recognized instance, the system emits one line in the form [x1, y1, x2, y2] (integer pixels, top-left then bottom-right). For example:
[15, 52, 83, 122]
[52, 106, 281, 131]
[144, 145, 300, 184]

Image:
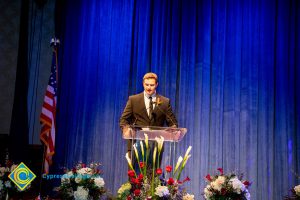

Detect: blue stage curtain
[55, 0, 300, 199]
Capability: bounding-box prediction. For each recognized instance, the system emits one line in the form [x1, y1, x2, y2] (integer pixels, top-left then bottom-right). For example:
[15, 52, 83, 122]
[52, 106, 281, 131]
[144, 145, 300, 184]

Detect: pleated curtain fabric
[54, 0, 300, 199]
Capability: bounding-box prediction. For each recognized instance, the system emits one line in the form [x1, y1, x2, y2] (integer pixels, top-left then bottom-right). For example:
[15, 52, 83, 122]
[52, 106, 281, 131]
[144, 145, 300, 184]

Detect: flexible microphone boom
[153, 100, 177, 127]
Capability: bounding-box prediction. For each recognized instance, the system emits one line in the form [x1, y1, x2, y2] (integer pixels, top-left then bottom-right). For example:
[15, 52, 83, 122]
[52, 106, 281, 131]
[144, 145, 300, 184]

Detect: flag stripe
[40, 47, 58, 174]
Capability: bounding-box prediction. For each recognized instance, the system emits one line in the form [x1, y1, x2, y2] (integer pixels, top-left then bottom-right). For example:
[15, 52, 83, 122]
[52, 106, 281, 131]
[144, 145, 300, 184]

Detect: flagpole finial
[50, 38, 60, 47]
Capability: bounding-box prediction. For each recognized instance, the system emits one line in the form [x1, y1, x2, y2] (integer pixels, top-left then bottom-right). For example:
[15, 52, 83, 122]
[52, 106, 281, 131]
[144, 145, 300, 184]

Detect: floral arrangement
[203, 168, 251, 200]
[284, 184, 300, 200]
[56, 162, 107, 200]
[0, 160, 29, 198]
[117, 134, 194, 200]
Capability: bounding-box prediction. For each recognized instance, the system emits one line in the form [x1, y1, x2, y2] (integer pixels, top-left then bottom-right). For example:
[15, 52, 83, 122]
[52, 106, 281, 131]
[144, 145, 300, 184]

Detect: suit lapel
[137, 93, 150, 120]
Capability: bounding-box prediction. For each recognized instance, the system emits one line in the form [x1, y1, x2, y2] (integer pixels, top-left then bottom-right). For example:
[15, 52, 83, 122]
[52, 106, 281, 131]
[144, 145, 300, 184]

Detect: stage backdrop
[54, 0, 300, 199]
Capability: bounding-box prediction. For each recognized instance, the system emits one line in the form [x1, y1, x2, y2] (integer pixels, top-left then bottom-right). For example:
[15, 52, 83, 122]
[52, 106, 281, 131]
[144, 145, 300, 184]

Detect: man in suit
[120, 72, 177, 132]
[119, 72, 178, 166]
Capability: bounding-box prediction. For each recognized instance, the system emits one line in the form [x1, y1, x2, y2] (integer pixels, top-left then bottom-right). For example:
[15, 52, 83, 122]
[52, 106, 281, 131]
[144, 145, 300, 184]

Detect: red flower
[182, 176, 191, 183]
[130, 178, 140, 185]
[5, 160, 13, 167]
[167, 177, 175, 185]
[134, 189, 141, 196]
[127, 196, 132, 200]
[72, 168, 77, 173]
[217, 168, 223, 175]
[221, 188, 227, 195]
[138, 173, 144, 180]
[205, 174, 212, 181]
[139, 162, 144, 168]
[81, 163, 86, 168]
[156, 168, 162, 175]
[165, 165, 172, 172]
[243, 181, 250, 187]
[128, 170, 135, 177]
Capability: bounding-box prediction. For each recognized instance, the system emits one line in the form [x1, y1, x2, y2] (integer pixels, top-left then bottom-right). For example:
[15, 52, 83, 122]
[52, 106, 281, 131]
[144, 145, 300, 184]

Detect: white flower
[184, 146, 192, 159]
[183, 193, 194, 200]
[93, 177, 105, 188]
[118, 182, 131, 194]
[153, 146, 157, 166]
[10, 164, 18, 171]
[144, 133, 149, 149]
[77, 167, 93, 175]
[204, 185, 213, 199]
[244, 189, 251, 200]
[125, 152, 134, 170]
[4, 180, 12, 188]
[140, 141, 144, 157]
[75, 175, 83, 183]
[174, 156, 183, 173]
[155, 185, 170, 197]
[5, 167, 10, 173]
[61, 174, 70, 184]
[155, 136, 164, 154]
[294, 185, 300, 196]
[74, 186, 89, 200]
[67, 171, 74, 176]
[230, 177, 245, 194]
[0, 167, 5, 176]
[133, 144, 140, 162]
[211, 176, 225, 191]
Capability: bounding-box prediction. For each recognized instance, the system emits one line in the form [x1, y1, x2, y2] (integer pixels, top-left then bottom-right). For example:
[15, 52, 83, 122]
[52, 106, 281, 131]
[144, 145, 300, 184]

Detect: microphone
[132, 117, 138, 126]
[153, 98, 177, 127]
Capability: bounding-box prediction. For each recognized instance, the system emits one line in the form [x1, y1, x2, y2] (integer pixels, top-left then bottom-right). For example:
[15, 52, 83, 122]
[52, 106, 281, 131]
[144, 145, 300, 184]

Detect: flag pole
[37, 37, 60, 199]
[51, 38, 60, 86]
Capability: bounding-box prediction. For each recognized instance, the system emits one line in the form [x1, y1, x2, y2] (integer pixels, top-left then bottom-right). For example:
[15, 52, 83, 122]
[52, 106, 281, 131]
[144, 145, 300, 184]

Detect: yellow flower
[183, 193, 195, 200]
[156, 97, 163, 105]
[125, 153, 134, 170]
[182, 155, 191, 167]
[155, 136, 164, 154]
[184, 146, 192, 159]
[140, 141, 144, 157]
[144, 133, 149, 149]
[118, 182, 131, 194]
[133, 144, 140, 161]
[182, 146, 192, 167]
[174, 156, 183, 173]
[153, 147, 157, 166]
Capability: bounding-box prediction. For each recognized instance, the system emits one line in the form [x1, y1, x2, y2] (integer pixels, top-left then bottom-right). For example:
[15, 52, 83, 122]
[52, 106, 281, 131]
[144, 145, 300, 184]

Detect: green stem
[176, 166, 184, 181]
[157, 152, 160, 169]
[151, 162, 155, 196]
[144, 149, 149, 176]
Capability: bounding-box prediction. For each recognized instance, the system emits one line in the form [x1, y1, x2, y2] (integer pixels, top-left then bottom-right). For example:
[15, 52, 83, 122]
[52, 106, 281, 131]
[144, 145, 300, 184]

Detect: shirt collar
[144, 91, 156, 99]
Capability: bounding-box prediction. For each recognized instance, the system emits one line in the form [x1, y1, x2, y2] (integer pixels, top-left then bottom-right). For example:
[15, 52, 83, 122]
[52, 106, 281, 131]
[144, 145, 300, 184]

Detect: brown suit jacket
[120, 92, 178, 128]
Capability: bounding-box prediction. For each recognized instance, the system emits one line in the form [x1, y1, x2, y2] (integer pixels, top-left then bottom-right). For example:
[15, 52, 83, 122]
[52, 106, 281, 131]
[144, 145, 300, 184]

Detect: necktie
[149, 96, 153, 119]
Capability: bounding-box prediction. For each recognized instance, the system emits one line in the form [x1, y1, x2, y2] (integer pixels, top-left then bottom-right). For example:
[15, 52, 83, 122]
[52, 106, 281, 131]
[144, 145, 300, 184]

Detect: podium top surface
[122, 125, 187, 142]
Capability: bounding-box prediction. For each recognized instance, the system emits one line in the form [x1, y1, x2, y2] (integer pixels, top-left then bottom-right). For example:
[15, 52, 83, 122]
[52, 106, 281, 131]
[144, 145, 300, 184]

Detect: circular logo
[13, 167, 31, 185]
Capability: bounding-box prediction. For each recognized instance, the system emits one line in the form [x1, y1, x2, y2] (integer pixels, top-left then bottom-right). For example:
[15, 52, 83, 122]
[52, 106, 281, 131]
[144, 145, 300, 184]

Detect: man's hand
[121, 125, 136, 139]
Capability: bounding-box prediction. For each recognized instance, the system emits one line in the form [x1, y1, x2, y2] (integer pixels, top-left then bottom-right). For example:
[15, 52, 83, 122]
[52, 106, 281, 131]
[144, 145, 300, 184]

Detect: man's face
[143, 78, 158, 96]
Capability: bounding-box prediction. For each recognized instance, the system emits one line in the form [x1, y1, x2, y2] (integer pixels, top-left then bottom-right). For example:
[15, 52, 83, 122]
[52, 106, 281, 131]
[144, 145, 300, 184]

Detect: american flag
[40, 45, 58, 174]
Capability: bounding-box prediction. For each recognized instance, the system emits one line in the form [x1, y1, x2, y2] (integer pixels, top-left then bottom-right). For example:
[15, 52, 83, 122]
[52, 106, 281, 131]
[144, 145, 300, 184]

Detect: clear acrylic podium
[122, 125, 187, 166]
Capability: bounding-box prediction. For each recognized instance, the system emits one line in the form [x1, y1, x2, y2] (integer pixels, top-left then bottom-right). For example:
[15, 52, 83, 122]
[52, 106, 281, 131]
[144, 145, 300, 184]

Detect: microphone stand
[152, 101, 177, 128]
[152, 100, 177, 166]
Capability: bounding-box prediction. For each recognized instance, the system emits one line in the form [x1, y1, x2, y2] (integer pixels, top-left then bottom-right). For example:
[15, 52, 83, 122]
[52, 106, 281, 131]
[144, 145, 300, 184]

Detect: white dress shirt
[144, 91, 156, 116]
